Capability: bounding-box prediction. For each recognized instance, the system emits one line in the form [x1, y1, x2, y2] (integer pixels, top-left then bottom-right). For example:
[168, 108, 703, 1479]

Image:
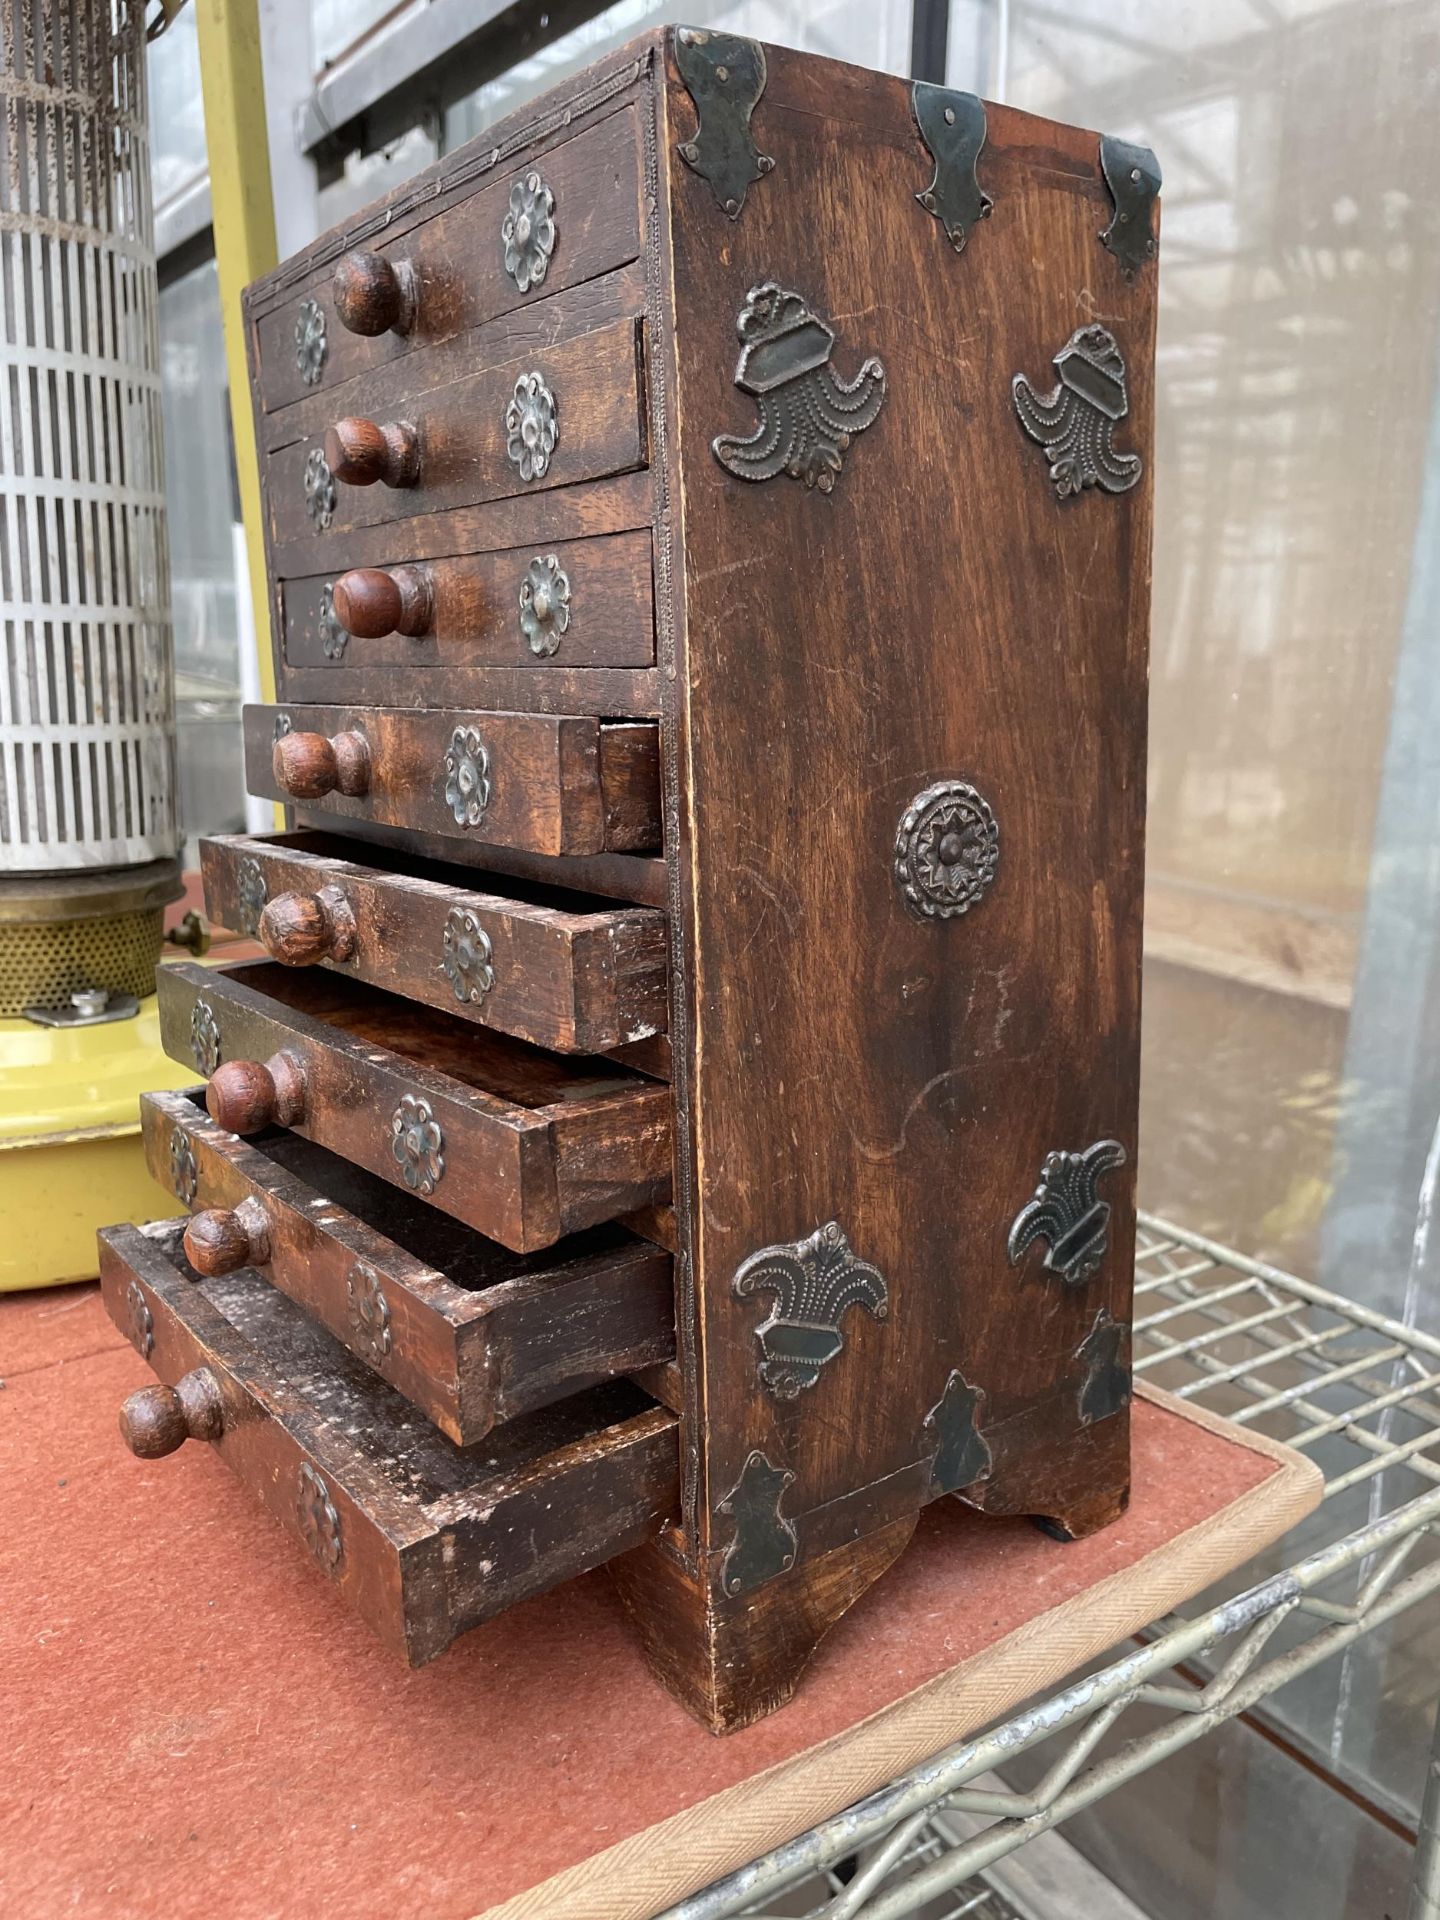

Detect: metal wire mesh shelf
[666, 1211, 1440, 1920]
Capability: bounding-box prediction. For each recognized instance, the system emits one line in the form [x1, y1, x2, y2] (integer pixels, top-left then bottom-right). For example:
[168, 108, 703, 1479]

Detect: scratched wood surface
[254, 105, 644, 415]
[140, 1089, 675, 1444]
[266, 310, 647, 550]
[175, 27, 1157, 1735]
[283, 527, 656, 678]
[659, 44, 1153, 1567]
[245, 704, 661, 857]
[200, 831, 669, 1053]
[99, 1219, 680, 1665]
[155, 961, 674, 1252]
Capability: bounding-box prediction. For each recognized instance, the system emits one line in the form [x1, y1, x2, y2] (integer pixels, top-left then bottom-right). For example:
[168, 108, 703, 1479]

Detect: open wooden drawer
[155, 961, 672, 1253]
[99, 1219, 679, 1666]
[199, 830, 668, 1054]
[247, 703, 660, 857]
[141, 1088, 675, 1444]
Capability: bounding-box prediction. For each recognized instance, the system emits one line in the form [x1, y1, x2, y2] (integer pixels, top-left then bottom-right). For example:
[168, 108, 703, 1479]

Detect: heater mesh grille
[0, 0, 178, 873]
[0, 903, 162, 1015]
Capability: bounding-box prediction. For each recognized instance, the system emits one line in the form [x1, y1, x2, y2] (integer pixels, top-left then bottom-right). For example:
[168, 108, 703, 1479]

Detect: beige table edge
[474, 1384, 1325, 1920]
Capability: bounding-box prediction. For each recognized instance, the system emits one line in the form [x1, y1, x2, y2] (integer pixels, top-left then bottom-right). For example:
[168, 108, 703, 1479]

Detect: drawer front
[247, 704, 660, 857]
[254, 108, 643, 414]
[100, 1220, 679, 1666]
[268, 315, 645, 543]
[141, 1090, 675, 1444]
[284, 526, 655, 675]
[201, 832, 668, 1052]
[157, 960, 673, 1252]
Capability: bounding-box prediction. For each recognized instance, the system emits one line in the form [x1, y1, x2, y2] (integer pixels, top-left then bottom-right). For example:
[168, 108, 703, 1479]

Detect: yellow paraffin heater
[0, 0, 192, 1286]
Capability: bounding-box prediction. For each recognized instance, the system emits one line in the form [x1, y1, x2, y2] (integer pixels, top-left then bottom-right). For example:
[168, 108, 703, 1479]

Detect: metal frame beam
[193, 0, 278, 702]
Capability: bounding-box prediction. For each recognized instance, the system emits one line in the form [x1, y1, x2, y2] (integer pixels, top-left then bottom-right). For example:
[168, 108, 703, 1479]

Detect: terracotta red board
[0, 1283, 1320, 1920]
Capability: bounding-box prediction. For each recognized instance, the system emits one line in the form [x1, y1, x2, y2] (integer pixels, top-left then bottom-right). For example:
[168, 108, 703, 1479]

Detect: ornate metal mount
[1077, 1308, 1132, 1426]
[501, 170, 556, 292]
[718, 1450, 797, 1596]
[169, 1128, 198, 1207]
[894, 780, 999, 920]
[441, 906, 495, 1005]
[189, 997, 220, 1075]
[235, 856, 267, 935]
[390, 1093, 445, 1196]
[923, 1370, 993, 1496]
[296, 1461, 343, 1570]
[346, 1263, 392, 1360]
[1013, 324, 1141, 500]
[912, 84, 991, 253]
[444, 725, 491, 829]
[317, 582, 347, 661]
[518, 553, 570, 657]
[124, 1278, 153, 1359]
[505, 371, 557, 482]
[1098, 135, 1161, 276]
[674, 27, 773, 218]
[713, 283, 886, 493]
[1008, 1138, 1128, 1286]
[294, 297, 327, 385]
[733, 1221, 888, 1398]
[303, 445, 337, 529]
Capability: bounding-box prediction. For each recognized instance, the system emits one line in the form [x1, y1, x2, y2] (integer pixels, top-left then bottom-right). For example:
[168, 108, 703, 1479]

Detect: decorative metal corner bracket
[733, 1220, 888, 1399]
[674, 27, 774, 217]
[1008, 1138, 1128, 1287]
[911, 83, 992, 253]
[1098, 135, 1161, 275]
[713, 282, 886, 492]
[923, 1369, 993, 1497]
[718, 1449, 797, 1596]
[1013, 324, 1142, 500]
[1077, 1307, 1133, 1426]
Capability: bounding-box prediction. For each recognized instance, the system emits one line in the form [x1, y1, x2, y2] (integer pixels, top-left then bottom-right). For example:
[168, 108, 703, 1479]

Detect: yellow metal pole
[193, 0, 278, 701]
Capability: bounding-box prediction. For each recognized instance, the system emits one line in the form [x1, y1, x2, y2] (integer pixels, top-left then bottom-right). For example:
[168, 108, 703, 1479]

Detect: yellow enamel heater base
[0, 996, 194, 1291]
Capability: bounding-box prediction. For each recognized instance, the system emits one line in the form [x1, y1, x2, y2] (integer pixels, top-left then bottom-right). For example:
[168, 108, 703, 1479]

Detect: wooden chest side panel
[664, 49, 1154, 1544]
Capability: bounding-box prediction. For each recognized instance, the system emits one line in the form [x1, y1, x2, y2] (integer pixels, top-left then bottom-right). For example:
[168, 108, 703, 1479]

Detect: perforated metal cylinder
[0, 0, 179, 875]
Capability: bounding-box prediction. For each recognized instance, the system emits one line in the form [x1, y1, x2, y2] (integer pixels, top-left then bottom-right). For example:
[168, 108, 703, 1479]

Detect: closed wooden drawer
[200, 831, 668, 1053]
[253, 108, 643, 415]
[100, 1219, 678, 1666]
[157, 961, 673, 1253]
[284, 525, 655, 678]
[269, 314, 645, 543]
[141, 1089, 674, 1444]
[247, 704, 661, 857]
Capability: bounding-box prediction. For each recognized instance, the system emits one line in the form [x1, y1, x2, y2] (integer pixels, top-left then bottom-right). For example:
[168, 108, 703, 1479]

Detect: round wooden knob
[272, 728, 371, 799]
[183, 1201, 271, 1277]
[332, 249, 417, 337]
[206, 1052, 306, 1135]
[258, 885, 358, 966]
[120, 1368, 225, 1458]
[325, 416, 421, 490]
[332, 565, 434, 639]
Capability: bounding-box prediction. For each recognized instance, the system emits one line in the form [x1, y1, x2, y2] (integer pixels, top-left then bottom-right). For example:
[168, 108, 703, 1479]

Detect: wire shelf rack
[665, 1211, 1440, 1920]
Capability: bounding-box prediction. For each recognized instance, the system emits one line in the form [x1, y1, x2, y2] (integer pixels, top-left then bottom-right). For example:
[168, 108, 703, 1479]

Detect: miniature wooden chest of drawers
[103, 28, 1158, 1733]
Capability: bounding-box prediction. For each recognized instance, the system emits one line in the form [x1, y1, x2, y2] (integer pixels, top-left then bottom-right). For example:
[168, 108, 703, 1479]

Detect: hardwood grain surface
[156, 960, 674, 1252]
[656, 44, 1154, 1555]
[246, 704, 662, 857]
[201, 831, 669, 1053]
[98, 1218, 680, 1665]
[254, 106, 644, 415]
[140, 1088, 675, 1443]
